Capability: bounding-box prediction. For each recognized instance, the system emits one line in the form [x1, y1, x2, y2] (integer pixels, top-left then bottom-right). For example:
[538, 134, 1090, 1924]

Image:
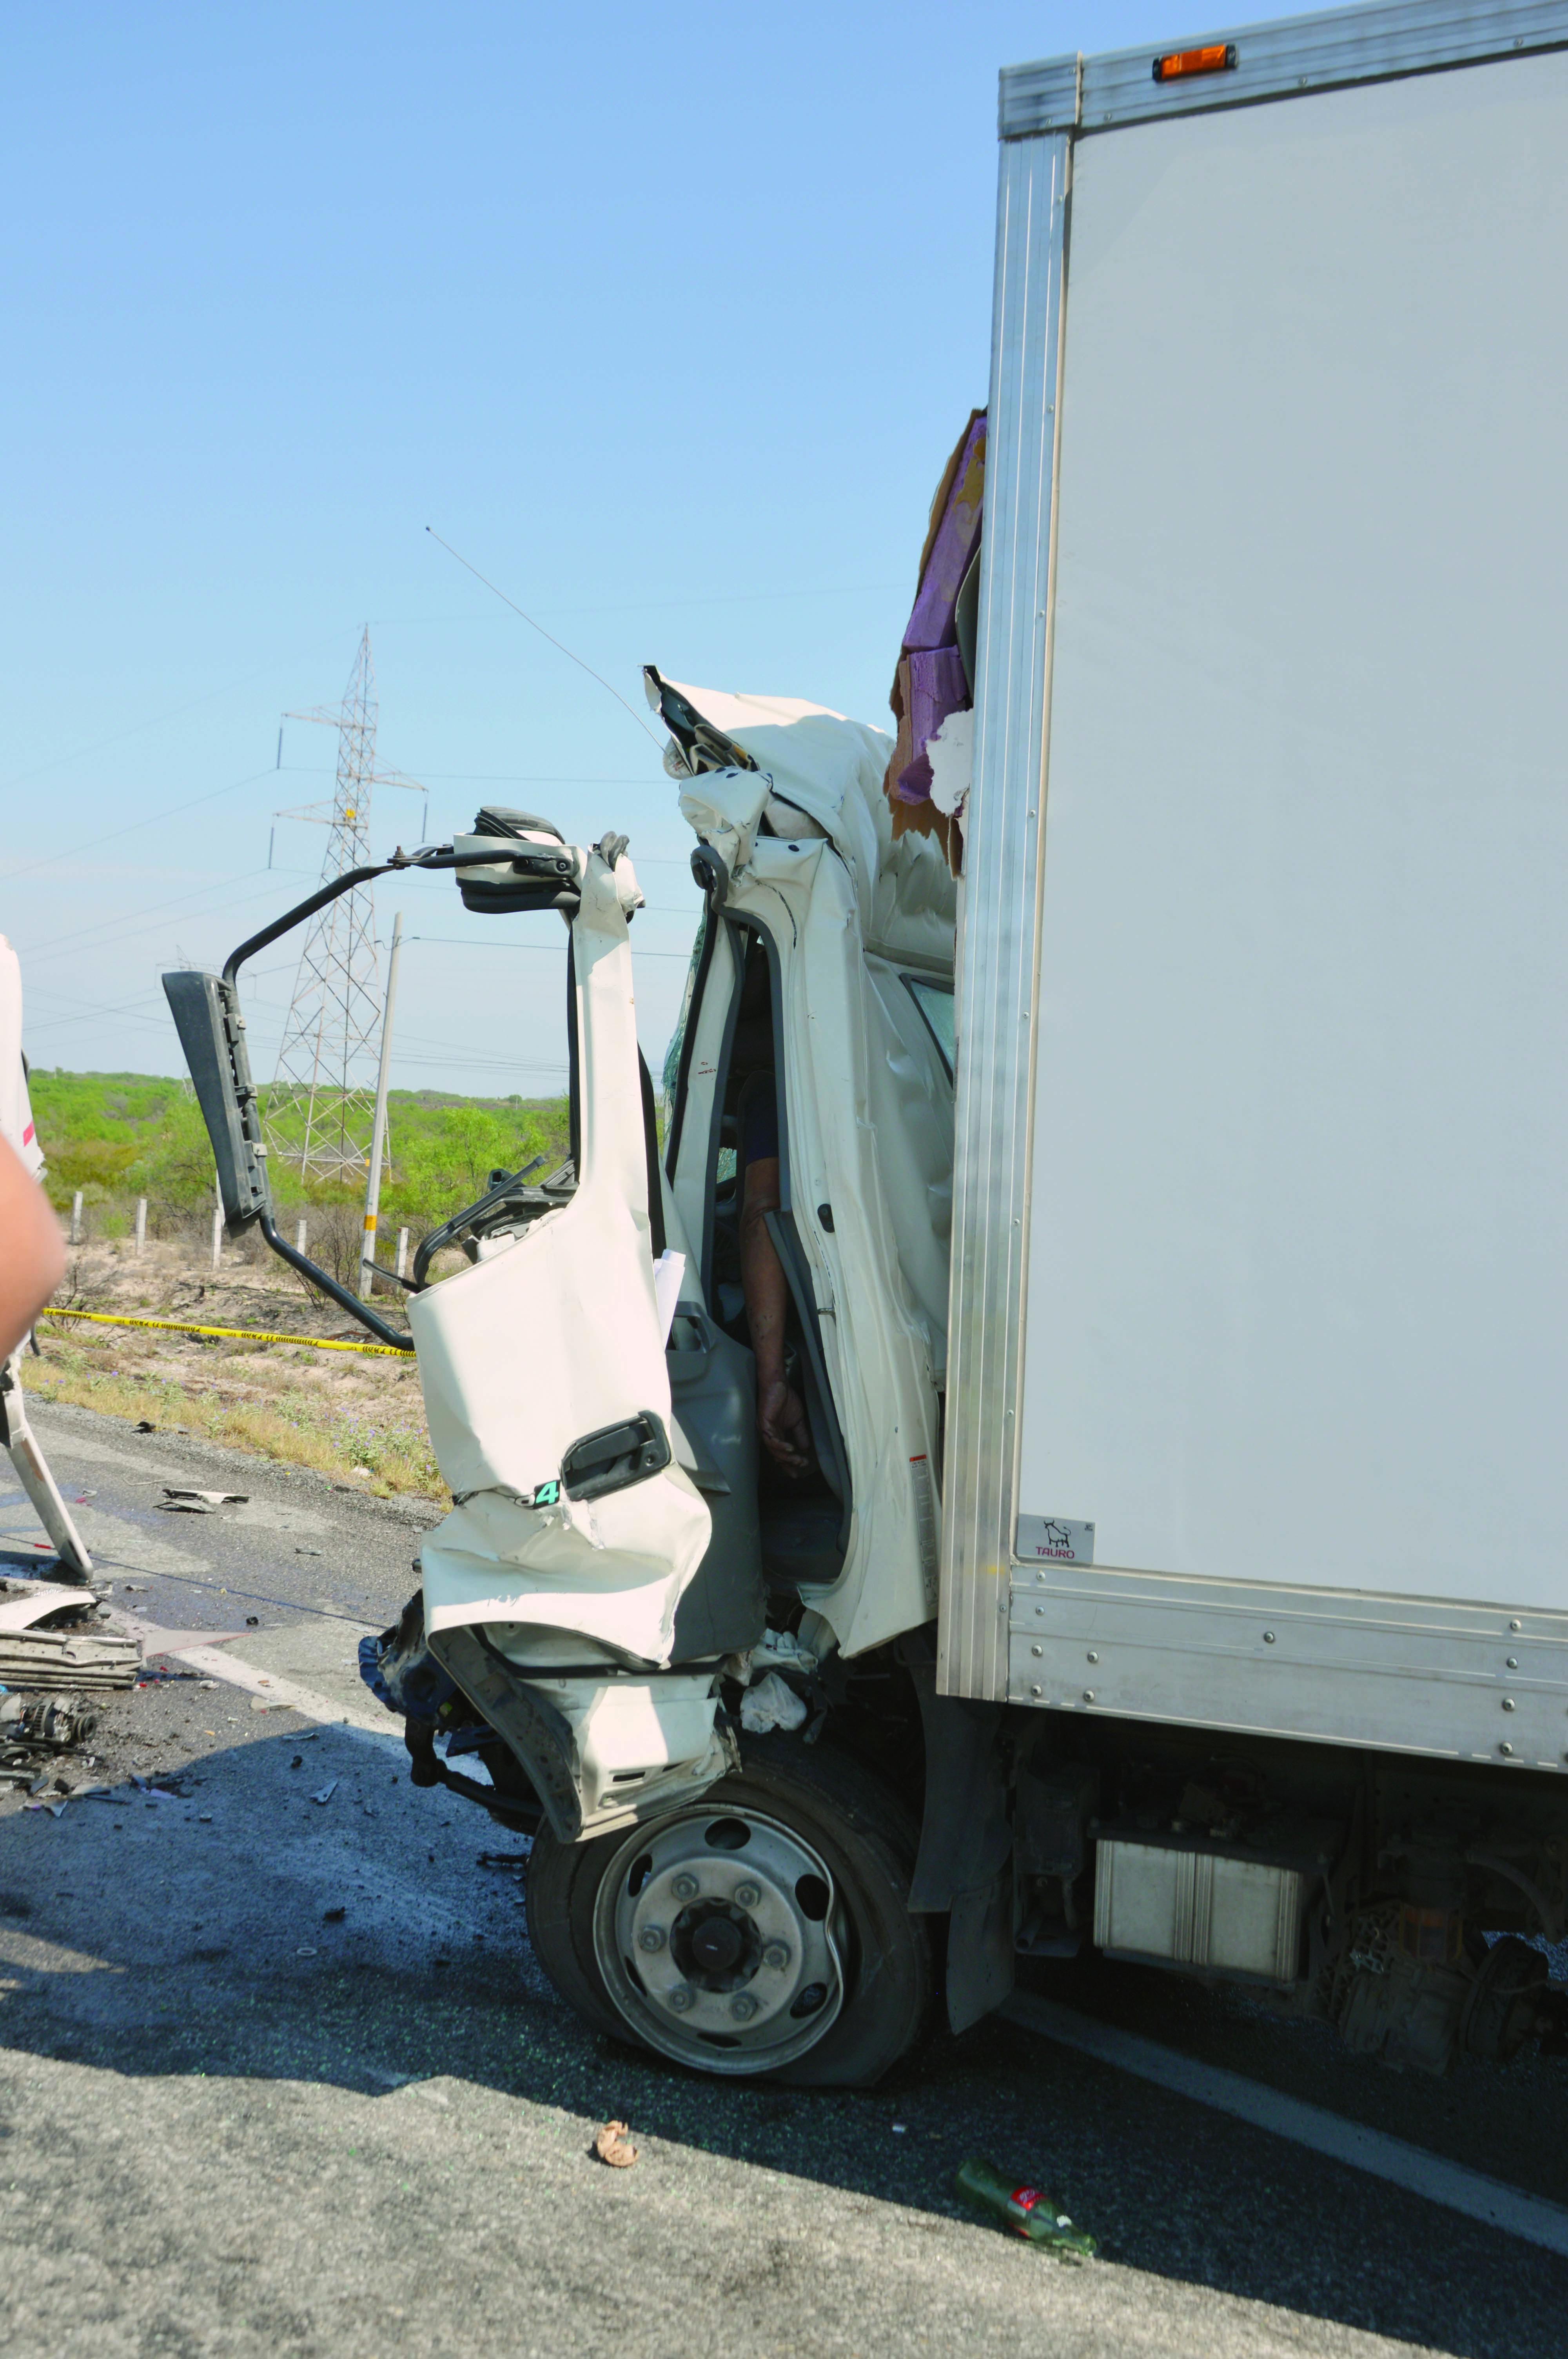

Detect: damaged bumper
[360, 1597, 732, 1845]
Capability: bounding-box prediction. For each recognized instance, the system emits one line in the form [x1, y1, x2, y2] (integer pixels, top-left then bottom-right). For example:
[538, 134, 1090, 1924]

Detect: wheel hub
[593, 1807, 845, 2071]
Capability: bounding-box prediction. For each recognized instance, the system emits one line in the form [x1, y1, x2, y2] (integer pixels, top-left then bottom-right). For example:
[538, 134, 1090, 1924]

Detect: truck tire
[525, 1733, 931, 2085]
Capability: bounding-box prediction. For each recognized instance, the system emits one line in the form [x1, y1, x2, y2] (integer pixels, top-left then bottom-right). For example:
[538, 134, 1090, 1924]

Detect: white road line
[114, 1610, 399, 1741]
[1003, 1992, 1568, 2259]
[172, 1642, 401, 1739]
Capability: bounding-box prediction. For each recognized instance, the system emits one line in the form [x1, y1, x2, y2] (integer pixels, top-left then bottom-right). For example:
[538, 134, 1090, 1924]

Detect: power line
[1, 767, 276, 890]
[425, 527, 665, 753]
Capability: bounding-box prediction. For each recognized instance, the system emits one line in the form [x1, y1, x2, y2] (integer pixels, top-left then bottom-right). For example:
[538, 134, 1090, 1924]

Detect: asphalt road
[3, 1399, 1566, 2359]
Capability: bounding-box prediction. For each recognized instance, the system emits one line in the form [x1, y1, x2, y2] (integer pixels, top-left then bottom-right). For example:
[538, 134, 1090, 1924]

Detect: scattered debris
[1, 1694, 98, 1750]
[0, 1580, 139, 1691]
[311, 1780, 339, 1805]
[245, 1615, 260, 1626]
[165, 1488, 249, 1507]
[323, 1905, 346, 1922]
[296, 1547, 324, 1558]
[955, 2158, 1097, 2259]
[134, 1420, 156, 1433]
[477, 1851, 531, 1871]
[593, 2121, 638, 2169]
[296, 1945, 318, 1957]
[740, 1670, 809, 1735]
[250, 1695, 287, 1713]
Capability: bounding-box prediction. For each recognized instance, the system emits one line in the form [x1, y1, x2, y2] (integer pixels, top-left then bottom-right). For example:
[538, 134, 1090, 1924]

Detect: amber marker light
[1152, 41, 1237, 82]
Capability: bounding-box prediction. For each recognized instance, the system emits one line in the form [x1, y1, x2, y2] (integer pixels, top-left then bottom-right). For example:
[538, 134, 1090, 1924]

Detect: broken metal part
[410, 1158, 576, 1290]
[643, 667, 759, 778]
[0, 1351, 93, 1579]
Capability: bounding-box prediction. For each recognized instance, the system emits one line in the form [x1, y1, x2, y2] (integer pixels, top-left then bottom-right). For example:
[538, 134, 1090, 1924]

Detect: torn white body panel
[662, 683, 957, 1658]
[523, 1669, 727, 1830]
[410, 845, 710, 1668]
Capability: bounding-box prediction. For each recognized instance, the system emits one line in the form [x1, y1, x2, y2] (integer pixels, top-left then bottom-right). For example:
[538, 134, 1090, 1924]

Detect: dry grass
[31, 1238, 447, 1502]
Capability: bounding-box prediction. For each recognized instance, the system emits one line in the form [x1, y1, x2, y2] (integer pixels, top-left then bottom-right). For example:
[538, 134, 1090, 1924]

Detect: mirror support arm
[255, 1210, 414, 1352]
[190, 843, 486, 1353]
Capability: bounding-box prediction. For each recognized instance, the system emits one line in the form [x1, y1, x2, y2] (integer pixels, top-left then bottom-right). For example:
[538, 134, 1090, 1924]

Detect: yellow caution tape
[36, 1307, 412, 1358]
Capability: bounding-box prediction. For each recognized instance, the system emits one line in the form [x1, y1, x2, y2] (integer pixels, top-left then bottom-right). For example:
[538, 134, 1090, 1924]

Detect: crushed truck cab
[401, 686, 955, 1848]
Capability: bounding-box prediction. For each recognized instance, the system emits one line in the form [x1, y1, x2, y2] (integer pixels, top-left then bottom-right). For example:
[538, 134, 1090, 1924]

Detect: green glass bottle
[955, 2157, 1097, 2259]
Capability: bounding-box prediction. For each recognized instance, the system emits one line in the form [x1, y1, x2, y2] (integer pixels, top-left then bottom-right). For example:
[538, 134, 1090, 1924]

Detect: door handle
[561, 1411, 672, 1502]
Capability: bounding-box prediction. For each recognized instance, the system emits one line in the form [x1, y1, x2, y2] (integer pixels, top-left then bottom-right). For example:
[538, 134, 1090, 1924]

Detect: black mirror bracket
[167, 838, 578, 1356]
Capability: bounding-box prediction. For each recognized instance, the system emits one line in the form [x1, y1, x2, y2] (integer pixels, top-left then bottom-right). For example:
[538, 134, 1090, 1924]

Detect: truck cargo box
[941, 0, 1568, 1774]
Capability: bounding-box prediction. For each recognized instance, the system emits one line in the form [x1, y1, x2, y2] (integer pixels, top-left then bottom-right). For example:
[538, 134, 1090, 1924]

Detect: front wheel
[525, 1734, 931, 2085]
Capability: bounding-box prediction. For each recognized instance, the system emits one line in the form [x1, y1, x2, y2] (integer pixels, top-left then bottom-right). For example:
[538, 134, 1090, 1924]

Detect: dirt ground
[27, 1234, 444, 1500]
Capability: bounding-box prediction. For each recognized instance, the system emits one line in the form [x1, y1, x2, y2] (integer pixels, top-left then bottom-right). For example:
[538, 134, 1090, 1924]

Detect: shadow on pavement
[2, 1721, 1565, 2359]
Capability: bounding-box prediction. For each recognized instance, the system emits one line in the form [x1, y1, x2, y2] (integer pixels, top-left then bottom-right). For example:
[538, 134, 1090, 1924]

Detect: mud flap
[946, 1866, 1016, 2035]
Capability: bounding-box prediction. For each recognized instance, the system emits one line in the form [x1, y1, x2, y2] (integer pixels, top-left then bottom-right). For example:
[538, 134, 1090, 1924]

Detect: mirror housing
[162, 970, 271, 1233]
[454, 807, 580, 916]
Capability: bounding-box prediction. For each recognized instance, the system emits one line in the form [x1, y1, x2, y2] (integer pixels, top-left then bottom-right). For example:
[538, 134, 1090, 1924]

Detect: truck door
[409, 839, 715, 1670]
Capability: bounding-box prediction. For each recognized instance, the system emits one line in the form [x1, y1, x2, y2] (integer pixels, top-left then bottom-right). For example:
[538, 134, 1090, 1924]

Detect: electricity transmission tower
[266, 628, 423, 1183]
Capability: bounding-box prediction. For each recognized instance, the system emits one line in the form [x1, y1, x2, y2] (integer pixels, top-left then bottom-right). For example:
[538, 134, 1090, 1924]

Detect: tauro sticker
[1015, 1514, 1094, 1566]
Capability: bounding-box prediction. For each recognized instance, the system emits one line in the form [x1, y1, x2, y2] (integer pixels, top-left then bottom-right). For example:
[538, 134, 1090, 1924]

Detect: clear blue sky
[2, 0, 1298, 1099]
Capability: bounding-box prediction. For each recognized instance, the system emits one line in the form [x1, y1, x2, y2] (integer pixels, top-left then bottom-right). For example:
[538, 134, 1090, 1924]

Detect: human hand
[757, 1376, 812, 1474]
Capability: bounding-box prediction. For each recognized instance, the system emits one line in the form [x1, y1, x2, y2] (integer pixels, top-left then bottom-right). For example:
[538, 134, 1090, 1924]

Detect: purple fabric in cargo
[890, 411, 986, 809]
[897, 647, 970, 803]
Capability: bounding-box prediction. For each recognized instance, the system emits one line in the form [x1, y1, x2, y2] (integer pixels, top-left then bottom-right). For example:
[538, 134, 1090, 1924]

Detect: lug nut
[637, 1926, 666, 1953]
[733, 1881, 762, 1910]
[667, 1985, 694, 2012]
[762, 1940, 790, 1970]
[730, 1993, 759, 2021]
[671, 1872, 700, 1902]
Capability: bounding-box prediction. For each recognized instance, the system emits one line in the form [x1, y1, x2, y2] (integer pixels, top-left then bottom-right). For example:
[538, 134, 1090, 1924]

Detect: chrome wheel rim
[592, 1804, 846, 2073]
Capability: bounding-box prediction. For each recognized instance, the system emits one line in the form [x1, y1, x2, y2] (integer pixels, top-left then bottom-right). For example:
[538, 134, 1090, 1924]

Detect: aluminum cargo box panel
[1016, 54, 1568, 1612]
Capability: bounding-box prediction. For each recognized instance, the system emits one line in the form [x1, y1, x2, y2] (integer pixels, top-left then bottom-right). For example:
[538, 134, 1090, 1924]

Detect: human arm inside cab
[739, 1083, 811, 1476]
[0, 1133, 65, 1360]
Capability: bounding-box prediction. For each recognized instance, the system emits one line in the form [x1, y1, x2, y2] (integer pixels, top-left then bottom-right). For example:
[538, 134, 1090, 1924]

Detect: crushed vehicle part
[0, 1606, 139, 1691]
[430, 1623, 728, 1845]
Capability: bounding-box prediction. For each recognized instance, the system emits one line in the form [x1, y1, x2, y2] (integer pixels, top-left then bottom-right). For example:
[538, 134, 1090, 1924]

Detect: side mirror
[453, 807, 581, 915]
[162, 971, 271, 1232]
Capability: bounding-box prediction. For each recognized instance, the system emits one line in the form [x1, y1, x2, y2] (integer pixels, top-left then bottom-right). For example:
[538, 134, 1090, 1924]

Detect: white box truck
[171, 0, 1568, 2086]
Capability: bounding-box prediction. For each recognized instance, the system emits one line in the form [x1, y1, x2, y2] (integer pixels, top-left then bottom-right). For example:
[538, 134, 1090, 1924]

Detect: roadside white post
[70, 1191, 82, 1243]
[211, 1205, 223, 1272]
[134, 1198, 147, 1256]
[359, 911, 404, 1301]
[296, 1217, 307, 1255]
[396, 1227, 409, 1279]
